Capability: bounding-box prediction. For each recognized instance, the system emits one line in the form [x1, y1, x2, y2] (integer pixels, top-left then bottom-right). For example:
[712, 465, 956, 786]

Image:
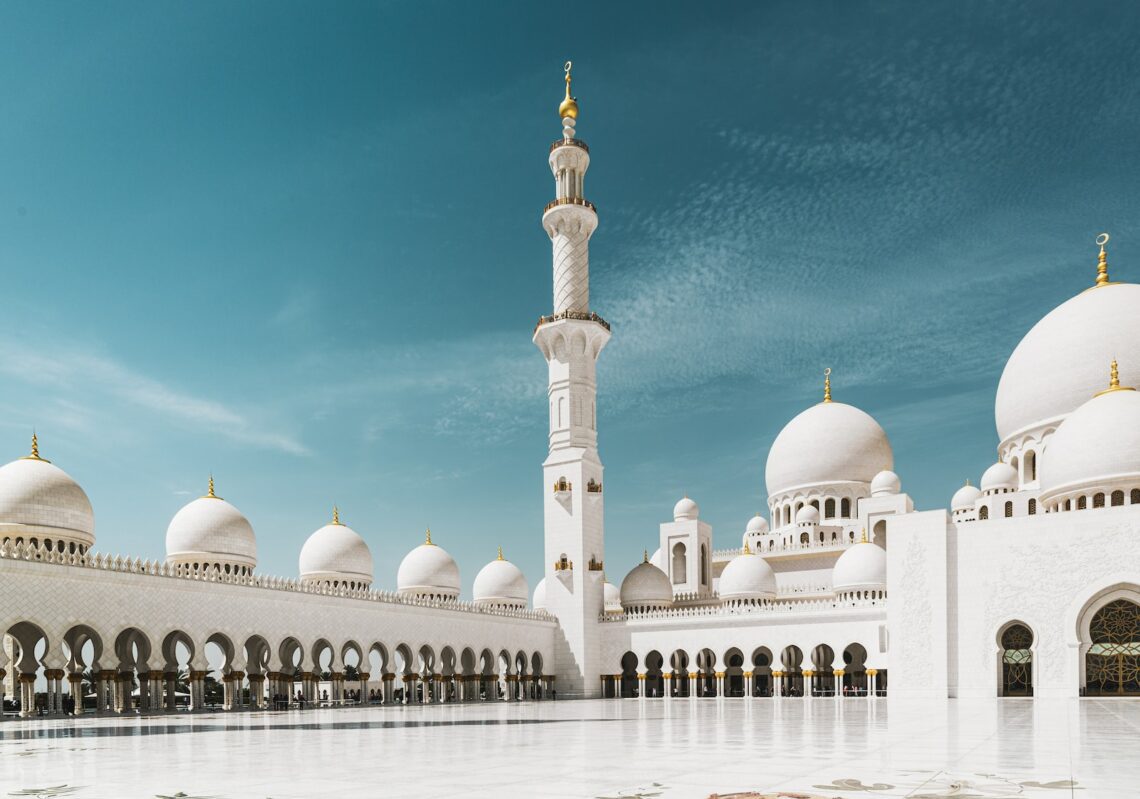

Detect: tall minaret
[533, 61, 610, 698]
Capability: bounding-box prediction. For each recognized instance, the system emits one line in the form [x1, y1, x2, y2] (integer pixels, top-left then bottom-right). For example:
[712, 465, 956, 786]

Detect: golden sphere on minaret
[559, 60, 579, 120]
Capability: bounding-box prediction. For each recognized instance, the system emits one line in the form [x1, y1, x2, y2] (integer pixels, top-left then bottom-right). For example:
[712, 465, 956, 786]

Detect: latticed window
[1094, 493, 1105, 508]
[1112, 491, 1125, 506]
[1028, 498, 1037, 515]
[1085, 599, 1140, 696]
[1132, 489, 1140, 505]
[1000, 623, 1033, 696]
[1078, 496, 1087, 510]
[824, 499, 835, 518]
[841, 498, 851, 517]
[979, 506, 989, 520]
[1004, 501, 1013, 518]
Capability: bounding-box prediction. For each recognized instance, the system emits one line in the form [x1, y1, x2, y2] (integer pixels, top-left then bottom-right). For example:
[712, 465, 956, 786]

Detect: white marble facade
[2, 68, 1140, 723]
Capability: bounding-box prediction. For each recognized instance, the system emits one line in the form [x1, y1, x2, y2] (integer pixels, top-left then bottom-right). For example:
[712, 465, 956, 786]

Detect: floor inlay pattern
[0, 698, 1134, 798]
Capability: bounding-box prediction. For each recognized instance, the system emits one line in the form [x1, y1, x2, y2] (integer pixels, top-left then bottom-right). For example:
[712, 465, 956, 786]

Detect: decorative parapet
[586, 478, 602, 494]
[543, 196, 596, 214]
[0, 539, 554, 623]
[534, 310, 610, 334]
[599, 592, 887, 623]
[549, 138, 589, 154]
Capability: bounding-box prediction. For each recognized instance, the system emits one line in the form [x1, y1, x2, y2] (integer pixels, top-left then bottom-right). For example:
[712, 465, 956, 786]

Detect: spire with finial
[1095, 232, 1111, 287]
[742, 540, 751, 555]
[497, 545, 504, 561]
[1096, 358, 1135, 396]
[823, 367, 832, 403]
[332, 505, 341, 525]
[425, 528, 433, 546]
[205, 474, 218, 499]
[965, 478, 971, 487]
[642, 549, 649, 563]
[23, 431, 49, 462]
[860, 527, 868, 544]
[559, 60, 579, 122]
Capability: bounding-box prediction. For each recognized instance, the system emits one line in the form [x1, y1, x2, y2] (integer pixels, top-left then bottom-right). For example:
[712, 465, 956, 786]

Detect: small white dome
[1039, 379, 1140, 504]
[951, 482, 982, 512]
[996, 282, 1140, 448]
[472, 550, 528, 608]
[603, 580, 622, 613]
[980, 462, 1018, 493]
[832, 540, 887, 594]
[620, 558, 673, 611]
[397, 531, 460, 599]
[765, 400, 893, 500]
[718, 549, 777, 601]
[796, 504, 820, 524]
[165, 481, 256, 572]
[0, 446, 95, 551]
[870, 470, 901, 497]
[673, 496, 699, 521]
[299, 511, 373, 588]
[745, 514, 769, 535]
[532, 577, 547, 610]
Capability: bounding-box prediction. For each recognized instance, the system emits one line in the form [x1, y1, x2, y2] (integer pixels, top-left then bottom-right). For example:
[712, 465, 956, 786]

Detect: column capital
[832, 669, 845, 677]
[866, 668, 878, 676]
[714, 671, 725, 679]
[357, 672, 370, 682]
[742, 671, 753, 679]
[189, 670, 209, 680]
[382, 673, 396, 681]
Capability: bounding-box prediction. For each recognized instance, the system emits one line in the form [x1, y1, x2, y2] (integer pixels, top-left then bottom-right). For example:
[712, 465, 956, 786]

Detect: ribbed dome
[871, 470, 901, 497]
[299, 511, 373, 588]
[832, 540, 887, 594]
[996, 282, 1140, 447]
[765, 401, 893, 500]
[951, 482, 981, 512]
[1039, 380, 1140, 505]
[718, 549, 777, 601]
[0, 447, 94, 551]
[397, 531, 460, 599]
[745, 514, 769, 535]
[532, 577, 547, 611]
[165, 482, 256, 573]
[673, 496, 699, 521]
[980, 462, 1017, 494]
[619, 558, 673, 611]
[472, 550, 528, 608]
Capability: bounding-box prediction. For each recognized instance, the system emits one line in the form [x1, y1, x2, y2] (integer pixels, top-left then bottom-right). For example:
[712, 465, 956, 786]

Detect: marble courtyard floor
[0, 697, 1136, 798]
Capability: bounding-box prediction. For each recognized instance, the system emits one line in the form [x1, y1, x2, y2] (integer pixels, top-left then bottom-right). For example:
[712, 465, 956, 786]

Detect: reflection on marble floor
[0, 698, 1134, 798]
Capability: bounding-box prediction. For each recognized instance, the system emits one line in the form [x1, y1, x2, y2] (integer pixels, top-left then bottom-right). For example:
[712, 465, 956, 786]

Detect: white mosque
[1, 63, 1138, 718]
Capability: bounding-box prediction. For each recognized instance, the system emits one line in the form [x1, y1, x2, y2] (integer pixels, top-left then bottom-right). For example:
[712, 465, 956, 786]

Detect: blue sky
[1, 1, 1138, 595]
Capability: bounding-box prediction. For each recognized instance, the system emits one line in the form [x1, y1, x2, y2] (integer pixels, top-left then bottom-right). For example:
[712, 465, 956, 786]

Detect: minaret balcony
[534, 310, 611, 334]
[543, 196, 596, 213]
[586, 479, 603, 495]
[549, 138, 589, 154]
[553, 478, 573, 497]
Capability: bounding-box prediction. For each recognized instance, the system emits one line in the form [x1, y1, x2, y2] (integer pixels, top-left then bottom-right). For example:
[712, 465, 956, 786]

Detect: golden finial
[643, 549, 649, 563]
[823, 368, 832, 403]
[742, 540, 751, 555]
[425, 528, 433, 546]
[332, 505, 341, 525]
[1095, 233, 1111, 287]
[860, 528, 868, 544]
[1095, 358, 1135, 396]
[205, 474, 218, 499]
[558, 60, 579, 120]
[964, 478, 971, 487]
[497, 545, 504, 561]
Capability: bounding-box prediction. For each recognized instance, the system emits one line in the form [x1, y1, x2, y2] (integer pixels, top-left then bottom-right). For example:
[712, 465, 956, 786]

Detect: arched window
[700, 544, 709, 586]
[800, 532, 809, 545]
[1028, 498, 1037, 515]
[810, 500, 819, 511]
[840, 498, 851, 517]
[824, 499, 835, 518]
[671, 543, 687, 585]
[1025, 450, 1036, 482]
[1094, 493, 1105, 508]
[1078, 496, 1087, 510]
[1064, 499, 1072, 511]
[1004, 501, 1013, 518]
[979, 506, 989, 520]
[1085, 599, 1140, 696]
[1112, 490, 1125, 506]
[1000, 623, 1033, 697]
[1132, 489, 1140, 505]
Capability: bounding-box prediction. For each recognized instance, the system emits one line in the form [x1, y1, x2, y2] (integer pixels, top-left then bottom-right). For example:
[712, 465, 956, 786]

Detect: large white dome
[165, 480, 256, 573]
[472, 550, 528, 608]
[397, 531, 460, 600]
[765, 400, 893, 500]
[832, 540, 887, 594]
[0, 443, 94, 552]
[673, 496, 699, 521]
[951, 482, 981, 512]
[1039, 375, 1140, 506]
[718, 549, 777, 601]
[996, 282, 1140, 448]
[298, 509, 373, 589]
[619, 557, 673, 611]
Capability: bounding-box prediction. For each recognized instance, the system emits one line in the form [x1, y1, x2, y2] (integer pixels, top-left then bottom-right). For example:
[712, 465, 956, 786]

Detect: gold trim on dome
[1095, 358, 1135, 397]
